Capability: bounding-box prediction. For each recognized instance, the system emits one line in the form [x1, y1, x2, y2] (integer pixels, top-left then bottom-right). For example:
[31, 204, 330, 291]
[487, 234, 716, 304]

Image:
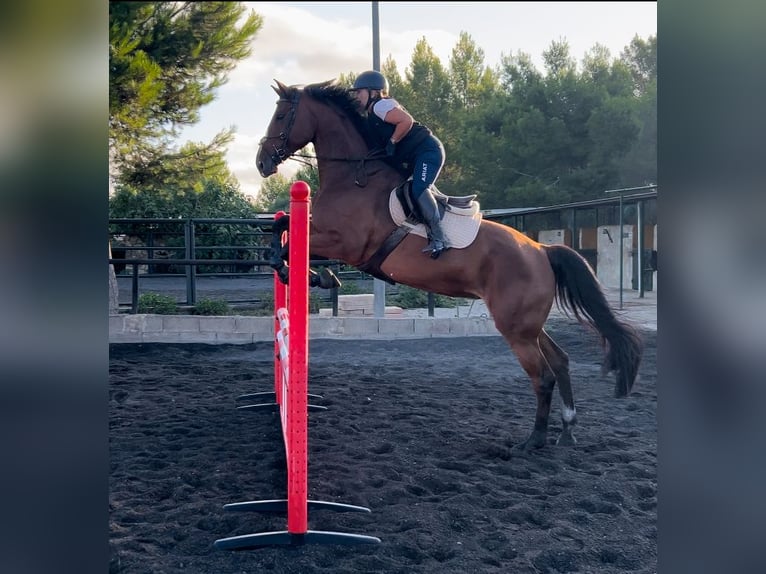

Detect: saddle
[359, 180, 481, 285]
[394, 179, 478, 222]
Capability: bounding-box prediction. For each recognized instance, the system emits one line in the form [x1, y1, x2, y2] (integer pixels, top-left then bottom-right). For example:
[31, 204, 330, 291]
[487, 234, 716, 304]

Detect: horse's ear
[274, 79, 288, 96]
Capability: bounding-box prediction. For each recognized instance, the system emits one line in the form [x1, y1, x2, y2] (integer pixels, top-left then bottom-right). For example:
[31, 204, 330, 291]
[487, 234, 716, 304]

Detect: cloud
[183, 2, 656, 199]
[231, 4, 374, 88]
[226, 133, 263, 198]
[214, 4, 465, 199]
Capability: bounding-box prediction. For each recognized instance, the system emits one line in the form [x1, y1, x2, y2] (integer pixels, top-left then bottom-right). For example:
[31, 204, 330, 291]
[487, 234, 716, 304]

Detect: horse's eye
[276, 113, 286, 120]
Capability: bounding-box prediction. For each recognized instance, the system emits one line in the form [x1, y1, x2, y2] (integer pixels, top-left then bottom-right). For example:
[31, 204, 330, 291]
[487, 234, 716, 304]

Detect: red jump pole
[215, 181, 379, 549]
[273, 210, 287, 405]
[285, 181, 310, 534]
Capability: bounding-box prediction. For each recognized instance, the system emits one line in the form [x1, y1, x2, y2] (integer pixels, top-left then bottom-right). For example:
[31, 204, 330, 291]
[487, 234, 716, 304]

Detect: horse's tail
[544, 244, 643, 397]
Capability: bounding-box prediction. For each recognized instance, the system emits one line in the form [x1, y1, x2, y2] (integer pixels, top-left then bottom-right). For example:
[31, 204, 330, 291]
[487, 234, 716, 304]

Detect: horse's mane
[303, 80, 376, 150]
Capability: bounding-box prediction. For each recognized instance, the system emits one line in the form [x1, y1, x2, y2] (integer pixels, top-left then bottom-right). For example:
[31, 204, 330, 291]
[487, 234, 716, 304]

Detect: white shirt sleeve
[372, 98, 398, 122]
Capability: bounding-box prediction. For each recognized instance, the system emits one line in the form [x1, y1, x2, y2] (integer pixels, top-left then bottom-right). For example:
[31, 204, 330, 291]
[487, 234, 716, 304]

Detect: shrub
[387, 285, 459, 309]
[259, 292, 274, 310]
[309, 293, 321, 314]
[193, 298, 231, 316]
[138, 292, 178, 314]
[338, 281, 364, 295]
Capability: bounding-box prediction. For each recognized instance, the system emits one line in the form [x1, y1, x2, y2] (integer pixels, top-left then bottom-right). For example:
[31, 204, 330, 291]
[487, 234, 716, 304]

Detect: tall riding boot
[416, 190, 451, 259]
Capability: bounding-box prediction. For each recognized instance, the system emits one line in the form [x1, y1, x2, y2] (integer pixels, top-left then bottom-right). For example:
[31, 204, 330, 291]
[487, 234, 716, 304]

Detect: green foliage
[403, 38, 452, 137]
[109, 177, 256, 219]
[543, 39, 577, 77]
[616, 36, 657, 186]
[620, 35, 657, 97]
[252, 173, 292, 212]
[252, 164, 320, 212]
[309, 293, 321, 314]
[259, 292, 274, 310]
[109, 2, 262, 194]
[262, 31, 656, 211]
[387, 286, 457, 309]
[137, 292, 177, 314]
[109, 176, 270, 276]
[436, 34, 657, 207]
[338, 282, 364, 295]
[110, 13, 655, 220]
[449, 32, 490, 110]
[382, 58, 408, 99]
[193, 298, 231, 316]
[616, 78, 656, 186]
[113, 133, 238, 198]
[233, 292, 318, 315]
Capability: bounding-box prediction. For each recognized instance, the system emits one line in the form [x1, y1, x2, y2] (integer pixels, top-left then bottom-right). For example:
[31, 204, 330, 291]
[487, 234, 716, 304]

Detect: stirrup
[422, 240, 450, 259]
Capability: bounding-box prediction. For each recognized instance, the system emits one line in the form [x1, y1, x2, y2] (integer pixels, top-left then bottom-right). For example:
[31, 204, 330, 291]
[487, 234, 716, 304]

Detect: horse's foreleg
[309, 266, 341, 289]
[269, 216, 290, 285]
[277, 244, 340, 289]
[275, 239, 341, 289]
[268, 218, 340, 289]
[305, 229, 344, 289]
[540, 329, 577, 446]
[508, 337, 555, 451]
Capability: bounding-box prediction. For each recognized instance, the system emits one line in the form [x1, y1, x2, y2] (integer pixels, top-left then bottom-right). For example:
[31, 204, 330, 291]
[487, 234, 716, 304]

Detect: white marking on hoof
[562, 405, 576, 423]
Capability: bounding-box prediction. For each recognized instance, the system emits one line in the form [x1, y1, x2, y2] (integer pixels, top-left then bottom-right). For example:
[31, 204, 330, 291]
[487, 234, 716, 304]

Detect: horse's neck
[313, 133, 400, 196]
[312, 111, 403, 209]
[316, 158, 400, 202]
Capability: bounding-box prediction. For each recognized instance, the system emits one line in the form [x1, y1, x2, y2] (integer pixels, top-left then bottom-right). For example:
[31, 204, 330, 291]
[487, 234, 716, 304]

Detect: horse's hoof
[319, 268, 342, 289]
[513, 435, 547, 453]
[556, 432, 577, 446]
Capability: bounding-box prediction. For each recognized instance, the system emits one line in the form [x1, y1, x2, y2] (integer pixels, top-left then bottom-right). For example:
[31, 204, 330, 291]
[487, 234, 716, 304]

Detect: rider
[350, 70, 450, 259]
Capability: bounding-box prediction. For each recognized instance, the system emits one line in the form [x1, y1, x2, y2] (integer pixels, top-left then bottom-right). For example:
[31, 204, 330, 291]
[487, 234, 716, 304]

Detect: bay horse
[256, 79, 643, 451]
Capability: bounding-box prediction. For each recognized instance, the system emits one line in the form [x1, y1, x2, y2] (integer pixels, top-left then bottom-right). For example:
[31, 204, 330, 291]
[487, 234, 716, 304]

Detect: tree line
[109, 2, 656, 219]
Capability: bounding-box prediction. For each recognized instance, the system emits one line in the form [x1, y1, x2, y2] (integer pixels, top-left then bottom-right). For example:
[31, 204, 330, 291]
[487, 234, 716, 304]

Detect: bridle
[258, 87, 389, 183]
[258, 90, 301, 168]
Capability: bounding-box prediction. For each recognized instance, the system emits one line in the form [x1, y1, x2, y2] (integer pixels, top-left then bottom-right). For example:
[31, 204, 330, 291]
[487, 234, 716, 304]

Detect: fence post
[214, 182, 380, 549]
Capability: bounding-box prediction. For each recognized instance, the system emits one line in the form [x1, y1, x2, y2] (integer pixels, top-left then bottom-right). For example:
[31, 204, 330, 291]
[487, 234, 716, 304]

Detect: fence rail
[109, 256, 358, 315]
[110, 216, 359, 314]
[109, 189, 657, 314]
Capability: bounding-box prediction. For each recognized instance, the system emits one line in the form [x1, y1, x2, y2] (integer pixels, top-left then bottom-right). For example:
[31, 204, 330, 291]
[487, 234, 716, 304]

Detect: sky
[178, 2, 657, 199]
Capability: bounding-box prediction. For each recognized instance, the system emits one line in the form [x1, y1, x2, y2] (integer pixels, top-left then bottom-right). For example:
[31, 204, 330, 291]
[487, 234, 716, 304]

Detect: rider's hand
[385, 139, 396, 156]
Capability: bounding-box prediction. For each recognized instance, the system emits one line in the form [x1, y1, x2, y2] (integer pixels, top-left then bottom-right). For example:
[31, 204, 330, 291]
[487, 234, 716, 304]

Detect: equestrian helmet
[352, 70, 389, 92]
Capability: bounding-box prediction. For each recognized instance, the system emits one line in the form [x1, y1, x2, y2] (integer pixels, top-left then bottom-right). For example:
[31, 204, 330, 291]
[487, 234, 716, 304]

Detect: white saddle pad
[388, 190, 483, 249]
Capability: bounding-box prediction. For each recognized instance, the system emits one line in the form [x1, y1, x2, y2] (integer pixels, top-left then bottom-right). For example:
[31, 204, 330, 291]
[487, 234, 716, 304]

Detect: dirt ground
[109, 317, 656, 573]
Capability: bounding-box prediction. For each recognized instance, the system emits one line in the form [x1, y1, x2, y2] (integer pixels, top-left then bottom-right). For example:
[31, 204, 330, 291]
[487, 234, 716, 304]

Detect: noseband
[259, 90, 301, 167]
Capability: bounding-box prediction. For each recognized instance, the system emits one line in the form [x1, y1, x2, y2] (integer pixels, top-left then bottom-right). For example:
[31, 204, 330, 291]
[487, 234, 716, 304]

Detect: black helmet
[352, 70, 389, 92]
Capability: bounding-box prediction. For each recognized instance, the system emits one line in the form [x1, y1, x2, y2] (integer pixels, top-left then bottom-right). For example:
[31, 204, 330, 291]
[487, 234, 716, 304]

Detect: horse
[256, 79, 643, 452]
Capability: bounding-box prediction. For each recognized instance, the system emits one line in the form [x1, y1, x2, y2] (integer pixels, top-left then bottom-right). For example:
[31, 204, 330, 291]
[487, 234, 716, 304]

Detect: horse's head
[256, 79, 371, 178]
[256, 80, 309, 177]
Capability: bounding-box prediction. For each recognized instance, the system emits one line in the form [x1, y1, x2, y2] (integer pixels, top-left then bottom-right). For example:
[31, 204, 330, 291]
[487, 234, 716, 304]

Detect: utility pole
[371, 1, 386, 318]
[372, 1, 380, 70]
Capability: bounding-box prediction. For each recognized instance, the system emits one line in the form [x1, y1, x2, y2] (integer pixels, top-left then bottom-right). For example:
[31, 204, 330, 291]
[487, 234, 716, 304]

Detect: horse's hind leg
[504, 334, 556, 451]
[539, 329, 577, 446]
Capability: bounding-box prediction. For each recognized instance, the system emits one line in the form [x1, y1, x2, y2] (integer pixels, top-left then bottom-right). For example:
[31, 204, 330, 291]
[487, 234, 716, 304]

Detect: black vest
[366, 100, 433, 163]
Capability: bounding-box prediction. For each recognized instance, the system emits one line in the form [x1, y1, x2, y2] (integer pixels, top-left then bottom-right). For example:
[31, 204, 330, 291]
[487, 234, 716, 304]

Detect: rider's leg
[415, 188, 450, 258]
[411, 142, 450, 259]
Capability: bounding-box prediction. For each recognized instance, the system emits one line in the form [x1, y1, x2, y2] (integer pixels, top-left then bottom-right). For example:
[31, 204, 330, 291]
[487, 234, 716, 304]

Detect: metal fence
[109, 188, 657, 314]
[108, 217, 369, 314]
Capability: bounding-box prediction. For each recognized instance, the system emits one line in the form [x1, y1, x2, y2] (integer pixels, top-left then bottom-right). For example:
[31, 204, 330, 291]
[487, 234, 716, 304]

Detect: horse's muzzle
[256, 148, 277, 177]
